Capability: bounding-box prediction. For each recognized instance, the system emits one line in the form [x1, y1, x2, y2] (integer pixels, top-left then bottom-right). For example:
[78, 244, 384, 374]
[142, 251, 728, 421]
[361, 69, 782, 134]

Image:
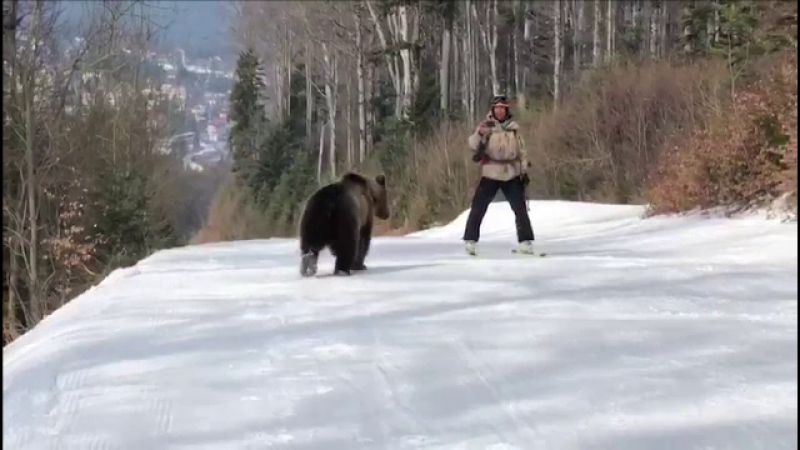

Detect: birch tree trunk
[366, 0, 402, 117]
[642, 0, 653, 59]
[439, 10, 452, 114]
[409, 4, 421, 104]
[522, 2, 535, 110]
[469, 2, 479, 118]
[707, 0, 719, 49]
[317, 121, 326, 183]
[346, 75, 353, 168]
[523, 2, 534, 41]
[456, 22, 469, 118]
[650, 1, 659, 58]
[573, 0, 585, 72]
[322, 43, 337, 179]
[683, 2, 692, 53]
[513, 0, 524, 109]
[606, 0, 615, 62]
[355, 12, 367, 163]
[464, 1, 477, 120]
[632, 0, 641, 56]
[284, 36, 292, 117]
[713, 1, 720, 44]
[366, 60, 375, 152]
[478, 0, 500, 95]
[273, 65, 283, 118]
[305, 44, 313, 140]
[332, 52, 338, 176]
[272, 22, 291, 118]
[4, 0, 21, 335]
[659, 1, 670, 57]
[593, 0, 603, 65]
[398, 3, 415, 119]
[23, 0, 45, 319]
[554, 0, 563, 106]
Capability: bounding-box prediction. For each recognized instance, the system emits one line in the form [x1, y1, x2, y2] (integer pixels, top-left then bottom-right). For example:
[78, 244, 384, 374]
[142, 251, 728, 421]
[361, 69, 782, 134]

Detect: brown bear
[298, 172, 389, 277]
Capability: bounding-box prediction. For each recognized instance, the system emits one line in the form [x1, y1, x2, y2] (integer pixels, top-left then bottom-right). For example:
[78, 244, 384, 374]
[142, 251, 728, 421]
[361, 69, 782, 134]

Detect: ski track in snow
[3, 200, 797, 450]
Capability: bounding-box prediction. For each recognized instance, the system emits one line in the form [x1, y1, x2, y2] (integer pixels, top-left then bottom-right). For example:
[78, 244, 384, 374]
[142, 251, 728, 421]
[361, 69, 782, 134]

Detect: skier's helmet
[490, 94, 511, 120]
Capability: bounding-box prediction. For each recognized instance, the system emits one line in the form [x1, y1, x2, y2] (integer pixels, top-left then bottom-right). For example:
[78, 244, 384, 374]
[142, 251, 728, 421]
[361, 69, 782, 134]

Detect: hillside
[3, 201, 797, 449]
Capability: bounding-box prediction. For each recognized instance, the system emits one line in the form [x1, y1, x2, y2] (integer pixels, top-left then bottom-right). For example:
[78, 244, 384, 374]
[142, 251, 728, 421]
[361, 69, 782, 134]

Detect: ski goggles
[491, 95, 510, 108]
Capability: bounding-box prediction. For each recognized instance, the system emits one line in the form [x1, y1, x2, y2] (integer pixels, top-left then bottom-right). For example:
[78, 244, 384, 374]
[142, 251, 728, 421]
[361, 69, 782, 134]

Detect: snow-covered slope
[3, 201, 797, 450]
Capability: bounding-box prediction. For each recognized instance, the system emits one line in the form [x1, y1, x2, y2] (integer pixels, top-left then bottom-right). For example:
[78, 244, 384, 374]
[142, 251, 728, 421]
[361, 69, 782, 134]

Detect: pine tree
[249, 62, 311, 204]
[680, 0, 762, 64]
[710, 1, 760, 66]
[228, 47, 266, 179]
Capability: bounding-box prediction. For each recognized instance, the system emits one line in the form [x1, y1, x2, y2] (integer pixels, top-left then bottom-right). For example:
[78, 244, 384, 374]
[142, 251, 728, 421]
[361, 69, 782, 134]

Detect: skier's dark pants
[463, 176, 534, 243]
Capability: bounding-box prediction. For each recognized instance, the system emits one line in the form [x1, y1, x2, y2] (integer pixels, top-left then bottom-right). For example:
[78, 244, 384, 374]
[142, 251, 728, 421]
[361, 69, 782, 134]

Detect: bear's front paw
[333, 269, 352, 276]
[350, 263, 367, 271]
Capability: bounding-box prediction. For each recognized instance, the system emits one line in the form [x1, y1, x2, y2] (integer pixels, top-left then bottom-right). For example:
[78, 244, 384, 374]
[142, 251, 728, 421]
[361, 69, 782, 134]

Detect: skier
[463, 94, 535, 256]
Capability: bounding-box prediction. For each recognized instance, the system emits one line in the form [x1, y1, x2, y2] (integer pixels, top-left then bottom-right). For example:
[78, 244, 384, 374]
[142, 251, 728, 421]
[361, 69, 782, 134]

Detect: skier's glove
[472, 138, 488, 163]
[521, 172, 530, 187]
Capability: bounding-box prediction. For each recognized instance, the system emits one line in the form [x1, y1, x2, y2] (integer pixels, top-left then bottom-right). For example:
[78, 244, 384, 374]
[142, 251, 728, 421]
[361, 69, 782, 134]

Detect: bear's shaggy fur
[298, 172, 389, 277]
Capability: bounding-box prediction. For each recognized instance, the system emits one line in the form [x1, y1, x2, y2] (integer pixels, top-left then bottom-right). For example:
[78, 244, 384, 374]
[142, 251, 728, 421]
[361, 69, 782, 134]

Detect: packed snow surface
[3, 201, 797, 450]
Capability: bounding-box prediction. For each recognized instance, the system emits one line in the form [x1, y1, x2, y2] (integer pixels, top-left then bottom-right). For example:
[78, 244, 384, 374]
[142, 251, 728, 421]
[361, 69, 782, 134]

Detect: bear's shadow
[313, 262, 441, 278]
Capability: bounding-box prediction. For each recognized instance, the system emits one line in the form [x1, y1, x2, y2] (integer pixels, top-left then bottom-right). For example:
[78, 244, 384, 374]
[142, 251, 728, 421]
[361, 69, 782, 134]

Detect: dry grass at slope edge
[646, 51, 798, 216]
[190, 180, 273, 244]
[395, 59, 733, 230]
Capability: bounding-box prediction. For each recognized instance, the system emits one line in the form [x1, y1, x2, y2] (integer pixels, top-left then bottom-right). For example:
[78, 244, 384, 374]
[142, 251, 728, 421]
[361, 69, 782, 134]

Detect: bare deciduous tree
[3, 0, 188, 343]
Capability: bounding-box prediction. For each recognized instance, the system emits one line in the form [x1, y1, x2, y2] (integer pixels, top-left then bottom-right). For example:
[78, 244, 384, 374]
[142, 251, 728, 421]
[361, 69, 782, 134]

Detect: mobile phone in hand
[485, 120, 495, 127]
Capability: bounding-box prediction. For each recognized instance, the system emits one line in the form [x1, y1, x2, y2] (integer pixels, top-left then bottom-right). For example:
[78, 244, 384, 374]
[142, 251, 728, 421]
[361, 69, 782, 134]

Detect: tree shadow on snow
[252, 305, 797, 449]
[4, 261, 796, 449]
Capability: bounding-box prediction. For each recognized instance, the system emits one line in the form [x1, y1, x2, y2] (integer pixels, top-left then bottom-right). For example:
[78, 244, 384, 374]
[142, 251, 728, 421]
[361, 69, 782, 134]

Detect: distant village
[56, 36, 236, 173]
[150, 48, 235, 172]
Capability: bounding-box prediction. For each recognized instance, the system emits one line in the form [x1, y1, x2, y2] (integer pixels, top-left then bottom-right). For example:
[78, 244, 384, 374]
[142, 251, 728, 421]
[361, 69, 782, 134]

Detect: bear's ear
[375, 174, 386, 186]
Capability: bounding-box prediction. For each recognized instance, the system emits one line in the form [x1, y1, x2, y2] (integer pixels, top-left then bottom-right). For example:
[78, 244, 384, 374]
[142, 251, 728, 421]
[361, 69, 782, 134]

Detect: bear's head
[370, 174, 390, 221]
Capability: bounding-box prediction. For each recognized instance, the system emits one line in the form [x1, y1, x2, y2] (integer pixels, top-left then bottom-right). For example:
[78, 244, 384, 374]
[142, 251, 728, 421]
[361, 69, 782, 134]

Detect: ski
[511, 249, 548, 257]
[465, 249, 548, 257]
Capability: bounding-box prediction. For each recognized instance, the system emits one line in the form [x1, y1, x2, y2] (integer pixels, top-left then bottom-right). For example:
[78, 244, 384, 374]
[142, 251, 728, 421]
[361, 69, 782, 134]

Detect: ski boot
[465, 240, 477, 256]
[513, 240, 535, 255]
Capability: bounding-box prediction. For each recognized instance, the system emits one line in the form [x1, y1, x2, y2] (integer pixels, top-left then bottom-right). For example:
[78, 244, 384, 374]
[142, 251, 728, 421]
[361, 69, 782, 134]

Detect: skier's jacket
[467, 113, 529, 182]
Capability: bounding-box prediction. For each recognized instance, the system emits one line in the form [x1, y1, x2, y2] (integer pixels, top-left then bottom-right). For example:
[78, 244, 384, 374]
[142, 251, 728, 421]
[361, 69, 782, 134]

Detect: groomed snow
[3, 200, 797, 450]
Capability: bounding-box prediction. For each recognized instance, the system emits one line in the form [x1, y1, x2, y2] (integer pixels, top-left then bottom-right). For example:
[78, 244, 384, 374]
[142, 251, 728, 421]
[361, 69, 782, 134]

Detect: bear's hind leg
[300, 251, 319, 277]
[352, 223, 372, 271]
[331, 210, 359, 276]
[331, 232, 357, 276]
